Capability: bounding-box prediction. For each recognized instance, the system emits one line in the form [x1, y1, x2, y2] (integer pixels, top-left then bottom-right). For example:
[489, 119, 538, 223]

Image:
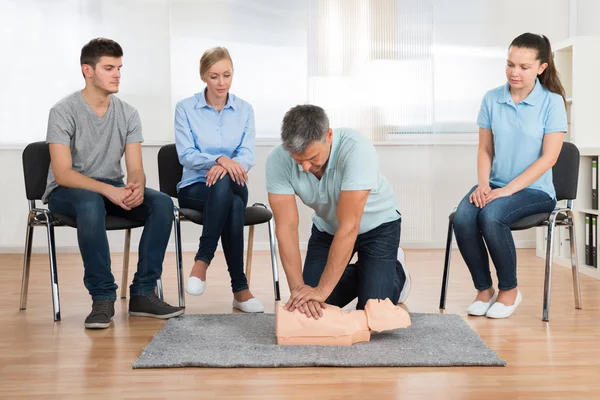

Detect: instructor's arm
[268, 193, 304, 291]
[286, 189, 369, 312]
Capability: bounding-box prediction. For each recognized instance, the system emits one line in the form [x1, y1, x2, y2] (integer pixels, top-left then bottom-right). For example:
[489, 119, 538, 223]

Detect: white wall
[0, 0, 573, 146]
[574, 0, 600, 36]
[433, 0, 570, 133]
[0, 0, 173, 146]
[0, 143, 537, 254]
[1, 0, 581, 254]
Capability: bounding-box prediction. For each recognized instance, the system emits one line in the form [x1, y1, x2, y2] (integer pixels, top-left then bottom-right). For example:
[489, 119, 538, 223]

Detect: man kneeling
[266, 105, 411, 319]
[43, 38, 183, 329]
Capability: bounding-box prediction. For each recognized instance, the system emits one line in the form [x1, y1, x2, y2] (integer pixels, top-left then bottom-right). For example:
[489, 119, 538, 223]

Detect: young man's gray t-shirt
[42, 91, 143, 203]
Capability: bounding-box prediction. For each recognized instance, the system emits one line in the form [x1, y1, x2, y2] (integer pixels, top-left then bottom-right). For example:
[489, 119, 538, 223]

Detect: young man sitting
[43, 38, 183, 329]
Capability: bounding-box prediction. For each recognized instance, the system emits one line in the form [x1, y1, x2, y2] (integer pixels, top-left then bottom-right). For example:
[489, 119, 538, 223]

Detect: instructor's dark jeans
[302, 219, 405, 310]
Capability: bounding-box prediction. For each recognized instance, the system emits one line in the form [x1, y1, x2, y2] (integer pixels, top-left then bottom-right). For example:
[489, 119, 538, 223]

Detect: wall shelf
[535, 36, 600, 279]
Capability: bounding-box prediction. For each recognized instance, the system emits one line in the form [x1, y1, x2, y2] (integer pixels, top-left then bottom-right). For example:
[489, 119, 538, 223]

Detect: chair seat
[449, 210, 568, 231]
[179, 206, 273, 226]
[38, 212, 146, 230]
[510, 212, 568, 230]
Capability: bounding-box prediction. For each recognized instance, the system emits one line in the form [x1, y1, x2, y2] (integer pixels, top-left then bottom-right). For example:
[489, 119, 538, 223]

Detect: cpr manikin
[276, 298, 411, 346]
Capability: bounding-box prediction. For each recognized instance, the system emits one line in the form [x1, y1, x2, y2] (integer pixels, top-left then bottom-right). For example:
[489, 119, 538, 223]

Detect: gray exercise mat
[133, 312, 506, 368]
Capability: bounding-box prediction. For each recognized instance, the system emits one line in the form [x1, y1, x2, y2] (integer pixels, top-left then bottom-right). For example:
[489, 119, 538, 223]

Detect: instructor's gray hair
[281, 105, 330, 154]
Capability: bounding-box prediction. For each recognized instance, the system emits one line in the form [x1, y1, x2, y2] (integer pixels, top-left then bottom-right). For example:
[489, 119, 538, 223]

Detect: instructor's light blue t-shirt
[266, 128, 400, 235]
[477, 78, 568, 199]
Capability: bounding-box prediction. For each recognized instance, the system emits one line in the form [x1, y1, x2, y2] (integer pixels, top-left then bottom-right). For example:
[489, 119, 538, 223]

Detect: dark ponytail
[510, 33, 566, 104]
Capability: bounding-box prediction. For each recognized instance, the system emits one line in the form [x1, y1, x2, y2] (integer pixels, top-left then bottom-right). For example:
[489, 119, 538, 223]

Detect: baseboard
[402, 240, 536, 250]
[0, 240, 536, 254]
[0, 241, 293, 254]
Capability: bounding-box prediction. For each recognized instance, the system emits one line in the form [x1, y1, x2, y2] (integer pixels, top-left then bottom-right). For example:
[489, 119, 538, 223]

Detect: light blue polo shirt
[477, 78, 567, 199]
[266, 128, 401, 235]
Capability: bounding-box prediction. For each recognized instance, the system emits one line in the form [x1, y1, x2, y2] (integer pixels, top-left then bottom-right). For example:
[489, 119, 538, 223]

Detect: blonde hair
[199, 47, 233, 79]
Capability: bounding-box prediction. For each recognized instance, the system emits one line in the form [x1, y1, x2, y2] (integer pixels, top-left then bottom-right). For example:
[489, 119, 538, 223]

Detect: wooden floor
[1, 249, 599, 399]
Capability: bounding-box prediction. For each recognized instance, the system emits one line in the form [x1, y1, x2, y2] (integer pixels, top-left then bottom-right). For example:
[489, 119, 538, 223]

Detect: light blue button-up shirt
[266, 128, 401, 235]
[174, 90, 256, 190]
[477, 78, 567, 199]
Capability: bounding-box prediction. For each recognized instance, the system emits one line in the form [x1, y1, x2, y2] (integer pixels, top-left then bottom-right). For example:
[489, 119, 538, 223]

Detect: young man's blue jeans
[48, 180, 174, 301]
[453, 184, 556, 291]
[302, 218, 405, 310]
[178, 175, 249, 293]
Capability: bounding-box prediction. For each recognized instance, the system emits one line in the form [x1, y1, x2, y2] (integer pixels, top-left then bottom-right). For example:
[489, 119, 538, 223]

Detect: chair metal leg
[156, 278, 164, 300]
[542, 215, 558, 322]
[252, 203, 281, 300]
[439, 218, 454, 311]
[245, 225, 255, 286]
[121, 229, 132, 299]
[45, 219, 61, 321]
[567, 211, 582, 310]
[173, 207, 185, 308]
[267, 217, 281, 301]
[19, 214, 35, 310]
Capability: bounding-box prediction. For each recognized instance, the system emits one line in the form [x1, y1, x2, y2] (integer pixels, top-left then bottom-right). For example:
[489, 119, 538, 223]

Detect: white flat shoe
[233, 297, 265, 313]
[185, 276, 205, 296]
[486, 289, 522, 319]
[467, 291, 498, 316]
[397, 247, 411, 304]
[485, 290, 523, 318]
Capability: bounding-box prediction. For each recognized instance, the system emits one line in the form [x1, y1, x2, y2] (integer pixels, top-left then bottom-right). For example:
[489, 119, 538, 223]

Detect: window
[308, 0, 434, 141]
[0, 0, 570, 145]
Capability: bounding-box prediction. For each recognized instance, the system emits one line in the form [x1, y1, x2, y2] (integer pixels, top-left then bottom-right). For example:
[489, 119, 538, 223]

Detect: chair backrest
[157, 144, 183, 198]
[553, 141, 579, 201]
[22, 141, 51, 201]
[26, 140, 579, 203]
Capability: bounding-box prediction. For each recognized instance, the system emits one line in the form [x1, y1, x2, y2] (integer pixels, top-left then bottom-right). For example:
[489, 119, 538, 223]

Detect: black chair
[157, 144, 281, 308]
[20, 141, 163, 321]
[439, 142, 582, 321]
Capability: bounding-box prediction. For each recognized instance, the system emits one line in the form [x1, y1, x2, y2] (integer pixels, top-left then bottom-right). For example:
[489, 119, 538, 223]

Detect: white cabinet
[535, 36, 600, 279]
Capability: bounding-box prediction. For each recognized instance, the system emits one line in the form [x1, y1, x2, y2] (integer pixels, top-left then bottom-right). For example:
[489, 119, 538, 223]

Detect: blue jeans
[303, 218, 405, 310]
[178, 175, 249, 293]
[453, 185, 556, 291]
[48, 180, 174, 301]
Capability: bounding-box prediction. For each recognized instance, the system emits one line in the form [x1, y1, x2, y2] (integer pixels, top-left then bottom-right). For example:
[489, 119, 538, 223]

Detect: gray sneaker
[128, 294, 184, 319]
[85, 300, 115, 329]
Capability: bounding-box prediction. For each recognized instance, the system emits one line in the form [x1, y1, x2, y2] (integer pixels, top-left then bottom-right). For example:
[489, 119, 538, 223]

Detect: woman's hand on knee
[217, 156, 248, 186]
[469, 184, 491, 208]
[206, 165, 228, 187]
[484, 187, 512, 204]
